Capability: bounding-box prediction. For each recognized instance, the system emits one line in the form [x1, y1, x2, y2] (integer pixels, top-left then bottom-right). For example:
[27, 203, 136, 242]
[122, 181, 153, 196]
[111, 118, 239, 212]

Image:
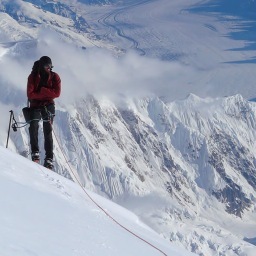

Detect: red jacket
[27, 71, 61, 108]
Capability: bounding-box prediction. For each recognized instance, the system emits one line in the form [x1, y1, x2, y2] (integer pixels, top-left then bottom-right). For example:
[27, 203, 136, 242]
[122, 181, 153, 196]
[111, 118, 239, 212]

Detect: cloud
[0, 28, 207, 107]
[35, 29, 201, 103]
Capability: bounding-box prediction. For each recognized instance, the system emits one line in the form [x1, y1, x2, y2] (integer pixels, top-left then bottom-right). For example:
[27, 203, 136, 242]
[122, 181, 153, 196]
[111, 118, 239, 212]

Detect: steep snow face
[169, 94, 256, 216]
[47, 94, 256, 219]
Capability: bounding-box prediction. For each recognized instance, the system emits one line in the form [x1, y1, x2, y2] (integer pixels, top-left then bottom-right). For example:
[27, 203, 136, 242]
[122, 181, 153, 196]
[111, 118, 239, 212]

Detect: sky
[0, 145, 196, 256]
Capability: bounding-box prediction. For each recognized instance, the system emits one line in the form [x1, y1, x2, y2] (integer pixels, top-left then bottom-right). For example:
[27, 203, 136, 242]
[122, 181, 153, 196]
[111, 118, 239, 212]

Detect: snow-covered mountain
[0, 0, 256, 255]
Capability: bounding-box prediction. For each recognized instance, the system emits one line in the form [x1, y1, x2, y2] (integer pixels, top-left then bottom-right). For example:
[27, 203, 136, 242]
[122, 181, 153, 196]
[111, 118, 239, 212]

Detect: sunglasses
[44, 64, 53, 69]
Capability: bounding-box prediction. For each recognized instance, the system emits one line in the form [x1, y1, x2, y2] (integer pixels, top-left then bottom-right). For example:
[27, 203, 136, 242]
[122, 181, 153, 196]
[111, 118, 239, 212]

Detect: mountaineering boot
[31, 152, 40, 163]
[44, 158, 53, 170]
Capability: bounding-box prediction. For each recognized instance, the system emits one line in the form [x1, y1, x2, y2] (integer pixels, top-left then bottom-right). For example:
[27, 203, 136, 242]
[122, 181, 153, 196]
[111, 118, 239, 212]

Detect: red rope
[52, 128, 168, 256]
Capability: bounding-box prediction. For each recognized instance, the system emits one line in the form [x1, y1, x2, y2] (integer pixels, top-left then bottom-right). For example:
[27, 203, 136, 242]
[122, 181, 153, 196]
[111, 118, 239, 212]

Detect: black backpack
[31, 60, 40, 74]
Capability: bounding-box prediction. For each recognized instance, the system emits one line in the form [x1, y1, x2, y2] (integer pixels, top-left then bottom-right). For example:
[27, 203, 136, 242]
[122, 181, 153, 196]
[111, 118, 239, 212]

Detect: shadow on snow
[187, 0, 256, 63]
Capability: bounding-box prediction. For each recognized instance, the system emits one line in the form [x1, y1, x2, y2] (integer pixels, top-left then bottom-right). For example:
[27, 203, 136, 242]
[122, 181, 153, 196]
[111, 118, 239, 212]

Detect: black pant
[29, 104, 55, 159]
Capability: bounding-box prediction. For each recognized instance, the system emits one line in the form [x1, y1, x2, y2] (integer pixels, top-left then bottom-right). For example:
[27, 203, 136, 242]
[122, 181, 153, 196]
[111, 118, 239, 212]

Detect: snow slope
[0, 145, 195, 256]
